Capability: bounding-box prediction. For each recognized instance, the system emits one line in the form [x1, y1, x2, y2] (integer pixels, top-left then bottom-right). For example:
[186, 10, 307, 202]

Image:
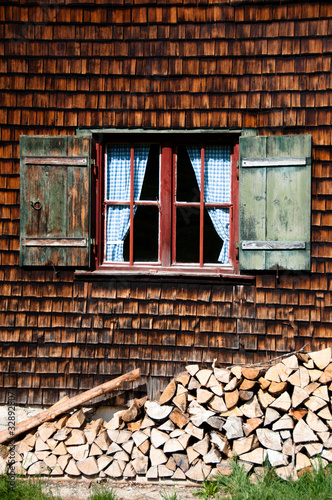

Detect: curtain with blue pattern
[186, 145, 231, 264]
[105, 144, 150, 262]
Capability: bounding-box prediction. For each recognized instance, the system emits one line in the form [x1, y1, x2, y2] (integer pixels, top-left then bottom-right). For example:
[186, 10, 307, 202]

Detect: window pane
[176, 206, 199, 263]
[204, 208, 228, 263]
[105, 205, 130, 262]
[204, 145, 231, 203]
[106, 144, 131, 202]
[105, 144, 150, 262]
[123, 206, 159, 262]
[140, 144, 159, 201]
[176, 145, 200, 203]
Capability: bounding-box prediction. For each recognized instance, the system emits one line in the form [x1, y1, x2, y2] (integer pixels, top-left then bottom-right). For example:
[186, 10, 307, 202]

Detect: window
[19, 132, 311, 274]
[95, 135, 239, 273]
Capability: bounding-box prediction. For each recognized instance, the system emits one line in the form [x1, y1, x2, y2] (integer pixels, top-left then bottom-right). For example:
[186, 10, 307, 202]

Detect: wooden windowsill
[75, 266, 255, 283]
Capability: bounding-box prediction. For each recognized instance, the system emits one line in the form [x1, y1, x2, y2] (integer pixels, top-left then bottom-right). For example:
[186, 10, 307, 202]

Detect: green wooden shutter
[239, 134, 311, 271]
[20, 135, 91, 267]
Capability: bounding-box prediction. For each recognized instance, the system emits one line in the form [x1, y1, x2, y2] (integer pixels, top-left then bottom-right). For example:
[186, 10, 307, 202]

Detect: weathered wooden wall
[1, 0, 332, 405]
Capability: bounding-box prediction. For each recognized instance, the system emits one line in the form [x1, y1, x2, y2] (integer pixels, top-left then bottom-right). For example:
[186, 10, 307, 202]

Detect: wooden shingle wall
[1, 0, 332, 404]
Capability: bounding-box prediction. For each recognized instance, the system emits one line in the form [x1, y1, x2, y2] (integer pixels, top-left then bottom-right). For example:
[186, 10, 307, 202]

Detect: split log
[172, 467, 186, 480]
[0, 368, 140, 444]
[197, 389, 214, 405]
[196, 369, 213, 386]
[159, 380, 177, 405]
[319, 363, 332, 384]
[275, 464, 298, 481]
[242, 368, 262, 380]
[37, 423, 56, 442]
[223, 416, 244, 440]
[240, 447, 266, 465]
[66, 409, 85, 428]
[268, 381, 287, 396]
[264, 408, 280, 427]
[158, 464, 174, 477]
[282, 355, 299, 370]
[203, 446, 222, 464]
[243, 418, 263, 436]
[309, 348, 331, 370]
[256, 428, 282, 451]
[65, 459, 80, 476]
[270, 392, 291, 412]
[291, 386, 309, 408]
[186, 461, 211, 482]
[76, 456, 99, 476]
[233, 435, 258, 456]
[267, 450, 288, 467]
[272, 414, 294, 431]
[312, 385, 329, 402]
[120, 397, 147, 422]
[293, 419, 319, 444]
[306, 410, 328, 433]
[145, 401, 173, 421]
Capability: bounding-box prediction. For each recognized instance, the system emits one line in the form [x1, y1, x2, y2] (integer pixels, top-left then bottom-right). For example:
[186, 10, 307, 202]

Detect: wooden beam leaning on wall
[0, 369, 140, 445]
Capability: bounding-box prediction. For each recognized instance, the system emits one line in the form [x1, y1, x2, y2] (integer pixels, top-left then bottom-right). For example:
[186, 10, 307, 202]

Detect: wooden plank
[266, 135, 311, 271]
[242, 157, 306, 167]
[239, 136, 267, 270]
[242, 241, 305, 250]
[22, 238, 88, 247]
[25, 156, 88, 166]
[0, 368, 140, 444]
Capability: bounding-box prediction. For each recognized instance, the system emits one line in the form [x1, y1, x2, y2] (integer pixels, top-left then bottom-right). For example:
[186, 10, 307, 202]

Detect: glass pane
[106, 144, 151, 202]
[106, 144, 131, 202]
[204, 145, 231, 203]
[105, 205, 130, 262]
[176, 145, 200, 202]
[176, 206, 199, 263]
[123, 206, 159, 262]
[204, 207, 229, 264]
[139, 144, 159, 201]
[204, 208, 225, 264]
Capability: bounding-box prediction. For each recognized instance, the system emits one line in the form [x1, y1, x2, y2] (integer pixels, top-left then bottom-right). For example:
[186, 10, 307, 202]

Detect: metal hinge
[91, 159, 96, 165]
[91, 238, 96, 245]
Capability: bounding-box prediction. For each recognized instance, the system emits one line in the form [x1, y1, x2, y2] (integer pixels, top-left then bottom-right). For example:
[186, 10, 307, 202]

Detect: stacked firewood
[6, 347, 332, 482]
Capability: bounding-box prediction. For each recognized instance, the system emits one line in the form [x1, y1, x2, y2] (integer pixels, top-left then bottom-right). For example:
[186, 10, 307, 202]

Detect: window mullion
[231, 143, 239, 272]
[172, 147, 177, 265]
[103, 147, 108, 264]
[129, 144, 134, 266]
[160, 144, 172, 267]
[95, 142, 104, 268]
[199, 146, 204, 267]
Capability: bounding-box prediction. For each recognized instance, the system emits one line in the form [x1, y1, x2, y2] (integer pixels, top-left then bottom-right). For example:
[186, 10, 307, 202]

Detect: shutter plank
[242, 241, 305, 250]
[48, 165, 68, 238]
[25, 157, 88, 165]
[20, 136, 91, 268]
[22, 238, 87, 247]
[242, 158, 306, 167]
[266, 163, 310, 271]
[239, 136, 267, 270]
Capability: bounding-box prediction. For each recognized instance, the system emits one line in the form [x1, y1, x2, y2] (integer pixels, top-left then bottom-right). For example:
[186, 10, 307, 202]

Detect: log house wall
[1, 0, 332, 404]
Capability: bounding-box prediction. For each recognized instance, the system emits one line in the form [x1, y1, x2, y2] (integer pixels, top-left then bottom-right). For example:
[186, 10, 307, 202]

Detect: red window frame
[93, 135, 239, 275]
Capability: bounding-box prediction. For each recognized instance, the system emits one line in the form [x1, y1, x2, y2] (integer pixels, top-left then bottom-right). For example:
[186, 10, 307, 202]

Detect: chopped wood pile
[3, 347, 332, 482]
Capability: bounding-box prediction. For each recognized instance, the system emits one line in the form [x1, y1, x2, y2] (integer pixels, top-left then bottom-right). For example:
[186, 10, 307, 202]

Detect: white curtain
[105, 144, 150, 261]
[186, 145, 231, 264]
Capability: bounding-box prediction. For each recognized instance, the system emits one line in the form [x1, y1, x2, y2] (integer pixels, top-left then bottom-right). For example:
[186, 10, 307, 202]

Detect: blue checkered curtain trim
[187, 145, 231, 264]
[105, 144, 150, 262]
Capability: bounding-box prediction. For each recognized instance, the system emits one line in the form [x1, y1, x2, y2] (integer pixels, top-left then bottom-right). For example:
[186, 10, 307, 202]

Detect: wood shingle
[1, 0, 332, 403]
